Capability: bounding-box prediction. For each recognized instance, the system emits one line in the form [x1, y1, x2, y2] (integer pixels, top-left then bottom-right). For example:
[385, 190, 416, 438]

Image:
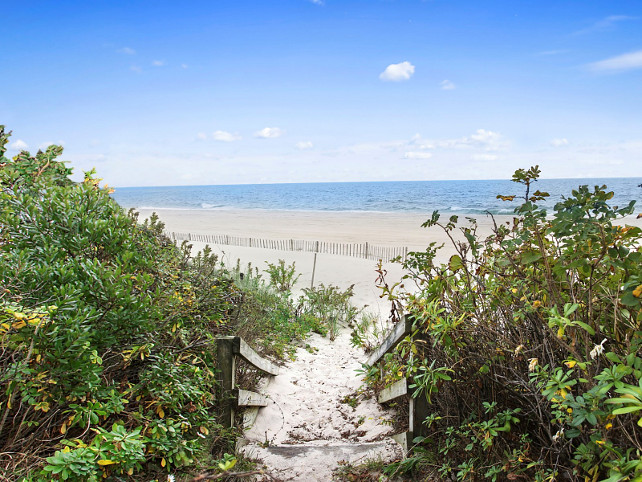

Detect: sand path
[239, 327, 403, 481]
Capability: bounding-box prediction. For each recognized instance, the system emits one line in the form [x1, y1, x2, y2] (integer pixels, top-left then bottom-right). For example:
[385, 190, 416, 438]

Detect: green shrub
[300, 283, 358, 340]
[377, 166, 642, 481]
[0, 126, 236, 478]
[265, 259, 301, 293]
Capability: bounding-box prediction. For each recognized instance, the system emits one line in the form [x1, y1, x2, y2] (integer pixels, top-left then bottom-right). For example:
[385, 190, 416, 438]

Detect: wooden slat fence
[167, 231, 408, 263]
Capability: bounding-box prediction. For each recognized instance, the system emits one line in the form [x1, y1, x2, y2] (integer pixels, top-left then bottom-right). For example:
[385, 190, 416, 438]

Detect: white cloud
[432, 129, 506, 152]
[440, 79, 456, 90]
[196, 132, 208, 141]
[213, 130, 242, 142]
[10, 139, 28, 150]
[118, 47, 136, 55]
[537, 49, 569, 56]
[309, 0, 324, 4]
[296, 141, 313, 149]
[181, 63, 189, 69]
[254, 127, 284, 139]
[379, 61, 415, 82]
[551, 138, 569, 147]
[472, 154, 498, 161]
[588, 49, 642, 72]
[575, 15, 637, 35]
[404, 151, 433, 159]
[130, 65, 142, 73]
[470, 129, 501, 145]
[152, 60, 166, 67]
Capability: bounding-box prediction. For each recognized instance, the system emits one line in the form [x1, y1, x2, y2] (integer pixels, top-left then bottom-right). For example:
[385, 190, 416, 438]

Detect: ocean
[112, 178, 642, 215]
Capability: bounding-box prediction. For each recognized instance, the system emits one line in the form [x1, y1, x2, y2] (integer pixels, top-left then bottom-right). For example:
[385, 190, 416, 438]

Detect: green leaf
[612, 406, 642, 415]
[449, 255, 463, 272]
[574, 320, 595, 336]
[621, 292, 641, 307]
[520, 250, 542, 264]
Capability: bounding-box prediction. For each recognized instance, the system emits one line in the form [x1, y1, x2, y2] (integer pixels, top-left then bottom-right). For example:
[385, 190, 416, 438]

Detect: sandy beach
[137, 208, 642, 318]
[137, 208, 506, 317]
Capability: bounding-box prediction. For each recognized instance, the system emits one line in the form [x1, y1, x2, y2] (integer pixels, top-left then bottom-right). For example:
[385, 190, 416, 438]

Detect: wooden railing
[167, 231, 408, 263]
[367, 315, 429, 451]
[216, 336, 279, 429]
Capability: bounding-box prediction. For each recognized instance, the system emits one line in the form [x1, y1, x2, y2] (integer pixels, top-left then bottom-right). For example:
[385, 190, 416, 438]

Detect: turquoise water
[112, 178, 642, 215]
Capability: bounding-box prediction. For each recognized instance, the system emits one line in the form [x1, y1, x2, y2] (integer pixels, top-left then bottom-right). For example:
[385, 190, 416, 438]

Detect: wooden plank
[378, 378, 408, 404]
[235, 338, 280, 376]
[243, 407, 260, 430]
[366, 315, 413, 366]
[391, 432, 412, 453]
[409, 379, 430, 439]
[216, 337, 237, 428]
[236, 389, 268, 407]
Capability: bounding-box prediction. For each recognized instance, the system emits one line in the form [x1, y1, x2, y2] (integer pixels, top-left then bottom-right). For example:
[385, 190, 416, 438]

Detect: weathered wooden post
[311, 252, 318, 289]
[217, 337, 237, 428]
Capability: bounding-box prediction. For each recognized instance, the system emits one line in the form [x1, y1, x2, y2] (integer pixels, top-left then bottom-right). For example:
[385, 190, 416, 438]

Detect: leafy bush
[1, 125, 360, 479]
[376, 166, 642, 481]
[0, 126, 344, 479]
[0, 126, 235, 479]
[265, 259, 301, 293]
[300, 284, 359, 340]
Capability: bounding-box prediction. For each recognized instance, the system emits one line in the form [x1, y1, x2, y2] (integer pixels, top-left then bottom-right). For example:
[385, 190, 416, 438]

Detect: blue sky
[2, 0, 641, 186]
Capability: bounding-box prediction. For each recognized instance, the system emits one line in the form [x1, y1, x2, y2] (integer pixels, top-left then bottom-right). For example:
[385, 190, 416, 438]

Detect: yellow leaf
[127, 468, 134, 475]
[157, 406, 165, 419]
[60, 422, 67, 434]
[200, 426, 209, 435]
[97, 459, 117, 466]
[161, 458, 166, 467]
[565, 360, 577, 368]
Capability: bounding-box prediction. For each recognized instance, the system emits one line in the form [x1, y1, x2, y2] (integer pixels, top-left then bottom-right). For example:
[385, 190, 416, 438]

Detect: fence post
[310, 252, 318, 289]
[217, 337, 237, 428]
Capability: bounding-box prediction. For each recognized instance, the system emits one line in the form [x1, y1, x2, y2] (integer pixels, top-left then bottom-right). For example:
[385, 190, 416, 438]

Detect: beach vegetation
[369, 166, 642, 481]
[264, 258, 301, 293]
[0, 126, 345, 480]
[300, 283, 359, 341]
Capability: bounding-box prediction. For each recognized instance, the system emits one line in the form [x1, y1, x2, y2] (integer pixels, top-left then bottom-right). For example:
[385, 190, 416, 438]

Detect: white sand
[140, 208, 641, 314]
[137, 208, 515, 314]
[240, 329, 403, 481]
